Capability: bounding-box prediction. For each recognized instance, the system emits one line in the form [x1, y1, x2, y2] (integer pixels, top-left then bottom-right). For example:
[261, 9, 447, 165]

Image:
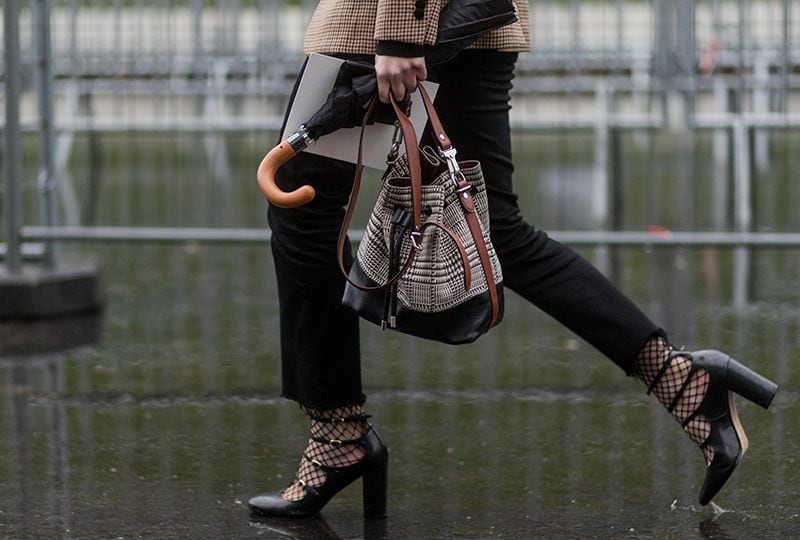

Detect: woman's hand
[375, 55, 427, 104]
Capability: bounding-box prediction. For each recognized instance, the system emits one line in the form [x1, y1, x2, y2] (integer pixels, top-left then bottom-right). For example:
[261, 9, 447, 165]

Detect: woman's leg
[268, 152, 364, 409]
[267, 54, 378, 409]
[253, 58, 388, 517]
[429, 50, 660, 372]
[427, 50, 776, 506]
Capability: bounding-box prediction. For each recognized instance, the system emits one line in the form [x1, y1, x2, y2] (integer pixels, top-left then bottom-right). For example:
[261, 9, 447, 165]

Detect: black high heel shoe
[652, 350, 778, 505]
[248, 422, 389, 519]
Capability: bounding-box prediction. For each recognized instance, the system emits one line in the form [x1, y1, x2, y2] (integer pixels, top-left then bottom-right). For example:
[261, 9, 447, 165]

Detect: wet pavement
[1, 242, 798, 539]
[2, 132, 800, 537]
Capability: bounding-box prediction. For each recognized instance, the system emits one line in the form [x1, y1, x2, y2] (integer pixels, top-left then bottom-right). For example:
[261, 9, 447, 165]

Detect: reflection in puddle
[0, 311, 103, 357]
[248, 514, 390, 540]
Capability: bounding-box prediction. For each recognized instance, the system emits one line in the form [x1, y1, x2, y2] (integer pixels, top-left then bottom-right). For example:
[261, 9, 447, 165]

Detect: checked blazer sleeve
[303, 0, 530, 57]
[374, 0, 444, 56]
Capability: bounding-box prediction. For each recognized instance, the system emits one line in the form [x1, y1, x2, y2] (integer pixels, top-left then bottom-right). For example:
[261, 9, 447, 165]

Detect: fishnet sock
[282, 405, 368, 502]
[635, 336, 714, 464]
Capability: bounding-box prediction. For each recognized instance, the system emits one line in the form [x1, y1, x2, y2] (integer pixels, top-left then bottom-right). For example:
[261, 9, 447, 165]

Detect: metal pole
[733, 120, 752, 307]
[733, 122, 753, 238]
[3, 0, 24, 274]
[34, 0, 59, 268]
[753, 54, 770, 172]
[653, 0, 674, 125]
[20, 225, 800, 247]
[736, 0, 746, 113]
[592, 81, 611, 230]
[592, 81, 612, 275]
[781, 0, 790, 113]
[712, 78, 730, 230]
[682, 0, 696, 124]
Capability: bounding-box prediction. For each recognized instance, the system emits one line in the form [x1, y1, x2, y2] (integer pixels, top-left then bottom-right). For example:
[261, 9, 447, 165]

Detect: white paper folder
[283, 53, 439, 170]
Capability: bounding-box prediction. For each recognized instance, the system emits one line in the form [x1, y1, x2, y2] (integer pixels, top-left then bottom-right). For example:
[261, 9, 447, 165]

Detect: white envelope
[283, 53, 439, 170]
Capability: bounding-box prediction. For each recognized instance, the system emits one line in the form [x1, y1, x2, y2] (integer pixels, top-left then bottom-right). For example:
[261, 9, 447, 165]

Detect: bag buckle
[386, 121, 403, 165]
[439, 146, 462, 188]
[410, 230, 423, 250]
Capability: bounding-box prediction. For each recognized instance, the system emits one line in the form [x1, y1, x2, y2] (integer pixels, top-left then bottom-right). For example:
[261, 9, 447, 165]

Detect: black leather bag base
[343, 259, 505, 345]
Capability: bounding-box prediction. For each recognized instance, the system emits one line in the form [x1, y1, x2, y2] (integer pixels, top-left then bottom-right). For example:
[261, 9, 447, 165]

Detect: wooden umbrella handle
[256, 140, 316, 208]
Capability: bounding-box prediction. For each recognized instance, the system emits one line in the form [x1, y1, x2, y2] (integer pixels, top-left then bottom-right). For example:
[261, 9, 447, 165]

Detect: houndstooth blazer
[303, 0, 530, 57]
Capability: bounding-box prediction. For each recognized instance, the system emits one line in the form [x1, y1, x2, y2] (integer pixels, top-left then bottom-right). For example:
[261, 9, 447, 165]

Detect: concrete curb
[0, 264, 104, 320]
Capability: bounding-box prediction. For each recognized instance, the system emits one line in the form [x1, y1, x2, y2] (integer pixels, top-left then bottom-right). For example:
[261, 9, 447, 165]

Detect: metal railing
[2, 1, 800, 271]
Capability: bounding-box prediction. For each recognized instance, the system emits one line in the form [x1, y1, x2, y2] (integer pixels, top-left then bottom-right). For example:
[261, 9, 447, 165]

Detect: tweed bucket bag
[338, 84, 504, 344]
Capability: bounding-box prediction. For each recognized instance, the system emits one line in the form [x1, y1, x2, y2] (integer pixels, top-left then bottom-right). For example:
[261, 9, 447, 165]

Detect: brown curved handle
[256, 140, 316, 208]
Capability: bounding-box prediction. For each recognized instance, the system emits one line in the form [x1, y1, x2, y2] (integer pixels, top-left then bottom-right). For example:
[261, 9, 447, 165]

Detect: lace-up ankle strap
[292, 473, 320, 497]
[310, 434, 366, 446]
[666, 357, 701, 414]
[303, 453, 324, 469]
[301, 405, 371, 424]
[646, 352, 677, 396]
[305, 411, 372, 423]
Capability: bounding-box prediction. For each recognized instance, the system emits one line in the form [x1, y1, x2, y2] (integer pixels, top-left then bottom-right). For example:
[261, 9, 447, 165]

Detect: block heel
[722, 356, 778, 410]
[362, 459, 388, 519]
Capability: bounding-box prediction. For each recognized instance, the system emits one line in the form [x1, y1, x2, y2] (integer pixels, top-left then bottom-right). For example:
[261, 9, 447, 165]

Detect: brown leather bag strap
[419, 220, 472, 291]
[389, 93, 423, 231]
[416, 84, 453, 153]
[336, 96, 377, 286]
[417, 84, 501, 328]
[338, 83, 450, 292]
[337, 101, 414, 292]
[456, 178, 501, 328]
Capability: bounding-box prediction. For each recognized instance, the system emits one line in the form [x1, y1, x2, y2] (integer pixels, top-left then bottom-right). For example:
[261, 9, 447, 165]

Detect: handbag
[339, 84, 504, 344]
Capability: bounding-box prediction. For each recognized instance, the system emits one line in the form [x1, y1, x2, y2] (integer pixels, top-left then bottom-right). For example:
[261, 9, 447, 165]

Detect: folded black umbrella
[429, 0, 519, 66]
[258, 0, 518, 208]
[302, 58, 379, 142]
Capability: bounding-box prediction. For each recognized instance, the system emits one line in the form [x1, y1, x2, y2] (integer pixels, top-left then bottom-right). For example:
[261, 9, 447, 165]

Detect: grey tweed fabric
[356, 150, 502, 313]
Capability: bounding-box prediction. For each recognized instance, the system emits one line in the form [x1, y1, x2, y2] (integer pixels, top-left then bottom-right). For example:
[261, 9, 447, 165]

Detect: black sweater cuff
[376, 41, 429, 58]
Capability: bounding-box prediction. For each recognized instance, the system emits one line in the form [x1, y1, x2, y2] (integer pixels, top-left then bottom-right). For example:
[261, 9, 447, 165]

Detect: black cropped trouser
[268, 51, 662, 409]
